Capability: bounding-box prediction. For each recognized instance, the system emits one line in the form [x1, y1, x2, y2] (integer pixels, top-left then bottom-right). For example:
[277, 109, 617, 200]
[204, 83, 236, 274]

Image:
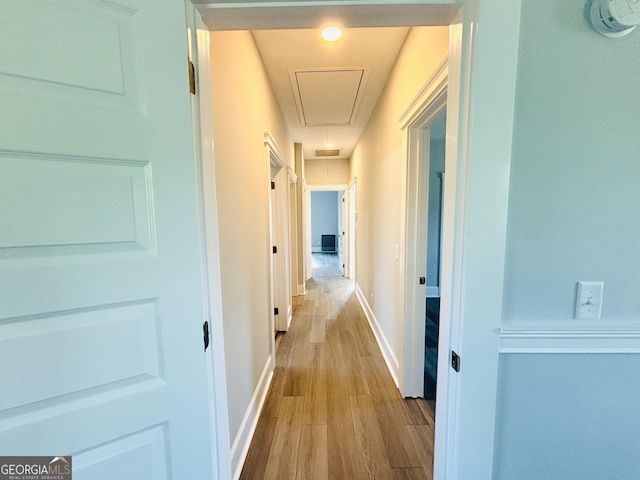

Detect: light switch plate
[575, 281, 604, 320]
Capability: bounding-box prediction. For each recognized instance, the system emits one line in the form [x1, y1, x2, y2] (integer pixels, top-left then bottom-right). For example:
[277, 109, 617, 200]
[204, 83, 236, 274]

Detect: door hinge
[451, 350, 461, 372]
[271, 181, 275, 190]
[419, 277, 426, 285]
[203, 321, 210, 352]
[188, 59, 196, 95]
[273, 246, 277, 254]
[274, 307, 279, 315]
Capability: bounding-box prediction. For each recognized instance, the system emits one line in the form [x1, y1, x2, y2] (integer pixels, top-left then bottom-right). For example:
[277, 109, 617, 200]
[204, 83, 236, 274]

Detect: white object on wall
[575, 281, 605, 319]
[590, 0, 640, 37]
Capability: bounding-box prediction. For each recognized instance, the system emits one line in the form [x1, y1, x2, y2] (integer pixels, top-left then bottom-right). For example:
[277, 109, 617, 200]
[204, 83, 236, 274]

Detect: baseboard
[297, 283, 306, 296]
[354, 283, 400, 387]
[230, 356, 273, 480]
[287, 305, 292, 330]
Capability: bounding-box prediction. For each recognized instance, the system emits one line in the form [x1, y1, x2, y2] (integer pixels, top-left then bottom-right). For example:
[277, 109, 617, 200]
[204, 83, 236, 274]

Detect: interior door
[0, 1, 214, 478]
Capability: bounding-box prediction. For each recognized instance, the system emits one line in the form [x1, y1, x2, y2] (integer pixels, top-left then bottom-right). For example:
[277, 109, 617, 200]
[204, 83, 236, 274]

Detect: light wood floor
[311, 252, 343, 278]
[240, 276, 435, 480]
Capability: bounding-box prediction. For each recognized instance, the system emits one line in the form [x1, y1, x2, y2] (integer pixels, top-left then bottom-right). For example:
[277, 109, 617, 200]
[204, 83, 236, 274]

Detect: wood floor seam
[239, 277, 435, 480]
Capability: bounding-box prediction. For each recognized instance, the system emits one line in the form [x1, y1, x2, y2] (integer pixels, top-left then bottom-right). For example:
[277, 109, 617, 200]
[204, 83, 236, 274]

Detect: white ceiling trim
[196, 2, 460, 30]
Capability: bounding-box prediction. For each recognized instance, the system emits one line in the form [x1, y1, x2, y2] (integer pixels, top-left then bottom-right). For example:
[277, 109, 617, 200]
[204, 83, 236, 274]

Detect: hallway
[240, 277, 435, 479]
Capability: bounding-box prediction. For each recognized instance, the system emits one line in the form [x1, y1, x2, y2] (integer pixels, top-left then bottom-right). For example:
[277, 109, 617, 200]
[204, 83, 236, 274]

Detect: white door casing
[305, 184, 348, 278]
[0, 1, 214, 478]
[348, 178, 357, 280]
[265, 133, 290, 333]
[288, 168, 299, 299]
[185, 3, 232, 479]
[399, 58, 448, 399]
[338, 191, 346, 275]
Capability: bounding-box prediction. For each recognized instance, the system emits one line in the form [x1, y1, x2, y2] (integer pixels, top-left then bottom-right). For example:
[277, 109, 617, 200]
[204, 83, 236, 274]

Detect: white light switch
[575, 281, 604, 320]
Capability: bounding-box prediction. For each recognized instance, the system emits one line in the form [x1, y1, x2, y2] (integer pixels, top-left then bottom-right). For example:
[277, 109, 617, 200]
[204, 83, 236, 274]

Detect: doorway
[347, 179, 357, 280]
[423, 112, 446, 400]
[266, 134, 292, 333]
[309, 189, 345, 278]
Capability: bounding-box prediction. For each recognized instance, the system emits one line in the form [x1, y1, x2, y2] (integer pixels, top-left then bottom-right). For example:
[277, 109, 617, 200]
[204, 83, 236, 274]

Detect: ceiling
[195, 1, 459, 161]
[252, 27, 410, 160]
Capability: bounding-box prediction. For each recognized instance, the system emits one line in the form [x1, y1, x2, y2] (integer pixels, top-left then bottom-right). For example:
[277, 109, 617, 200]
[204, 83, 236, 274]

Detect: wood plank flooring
[240, 277, 435, 480]
[311, 252, 343, 277]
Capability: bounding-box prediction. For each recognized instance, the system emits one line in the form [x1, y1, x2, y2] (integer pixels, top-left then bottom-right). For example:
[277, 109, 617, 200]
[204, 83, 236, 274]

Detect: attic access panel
[290, 68, 370, 126]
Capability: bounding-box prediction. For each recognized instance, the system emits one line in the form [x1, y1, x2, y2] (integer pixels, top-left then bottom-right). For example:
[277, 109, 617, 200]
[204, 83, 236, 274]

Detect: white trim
[230, 356, 274, 480]
[264, 132, 286, 168]
[346, 178, 357, 280]
[355, 283, 400, 387]
[297, 283, 306, 295]
[438, 3, 523, 479]
[185, 5, 232, 480]
[306, 184, 349, 281]
[287, 166, 298, 184]
[499, 328, 640, 353]
[433, 15, 464, 480]
[399, 60, 447, 399]
[266, 131, 291, 334]
[200, 1, 461, 10]
[399, 56, 449, 129]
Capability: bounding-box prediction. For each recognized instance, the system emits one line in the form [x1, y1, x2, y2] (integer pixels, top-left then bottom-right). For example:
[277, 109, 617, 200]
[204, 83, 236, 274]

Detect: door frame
[288, 167, 299, 297]
[305, 184, 348, 279]
[185, 3, 231, 478]
[195, 1, 523, 479]
[399, 58, 447, 399]
[265, 132, 290, 333]
[347, 178, 357, 280]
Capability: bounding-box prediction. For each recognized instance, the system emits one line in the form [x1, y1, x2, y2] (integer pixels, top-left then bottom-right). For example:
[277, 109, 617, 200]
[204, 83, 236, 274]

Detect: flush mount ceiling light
[321, 26, 343, 42]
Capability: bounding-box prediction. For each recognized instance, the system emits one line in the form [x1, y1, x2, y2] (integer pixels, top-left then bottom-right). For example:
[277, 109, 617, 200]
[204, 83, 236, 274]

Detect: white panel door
[0, 1, 214, 478]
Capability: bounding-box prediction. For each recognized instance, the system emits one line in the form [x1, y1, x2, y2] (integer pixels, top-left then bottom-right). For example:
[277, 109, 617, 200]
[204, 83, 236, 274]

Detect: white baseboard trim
[297, 283, 306, 296]
[287, 305, 292, 330]
[230, 356, 273, 480]
[500, 328, 640, 353]
[355, 283, 400, 387]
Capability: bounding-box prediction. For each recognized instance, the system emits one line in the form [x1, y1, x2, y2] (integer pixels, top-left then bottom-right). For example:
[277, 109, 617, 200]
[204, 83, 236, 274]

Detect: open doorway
[399, 58, 447, 401]
[423, 112, 446, 400]
[266, 134, 292, 333]
[310, 189, 344, 277]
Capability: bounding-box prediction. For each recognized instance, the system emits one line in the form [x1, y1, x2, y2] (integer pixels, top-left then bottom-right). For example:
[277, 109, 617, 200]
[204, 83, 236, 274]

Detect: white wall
[209, 31, 293, 446]
[310, 191, 339, 251]
[305, 158, 350, 185]
[350, 26, 449, 378]
[495, 0, 640, 477]
[495, 353, 640, 479]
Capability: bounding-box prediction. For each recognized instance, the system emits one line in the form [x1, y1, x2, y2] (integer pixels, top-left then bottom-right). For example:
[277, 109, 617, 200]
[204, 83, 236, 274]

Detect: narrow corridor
[240, 277, 435, 479]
